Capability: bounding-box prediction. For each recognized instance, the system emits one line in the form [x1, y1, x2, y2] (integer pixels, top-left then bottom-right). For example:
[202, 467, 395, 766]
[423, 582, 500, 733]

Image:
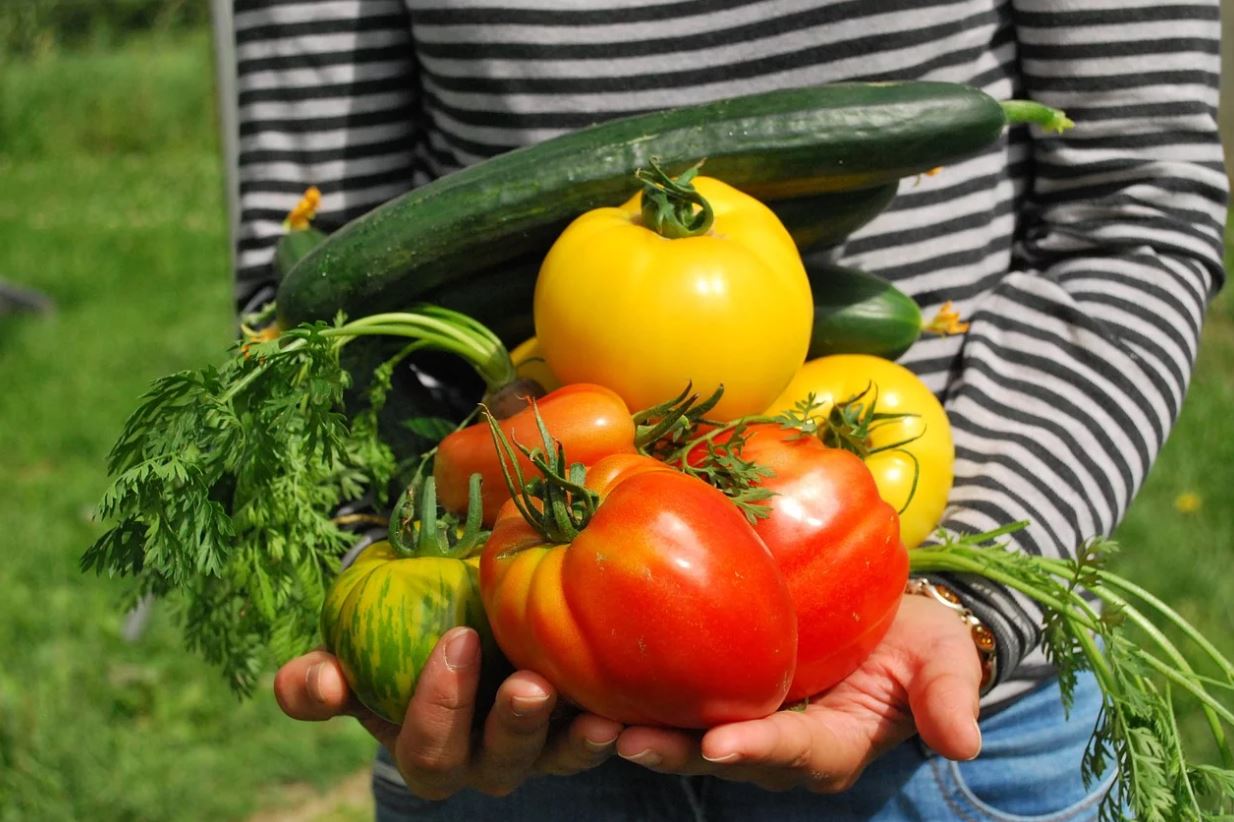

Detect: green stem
[224, 308, 517, 404]
[1135, 652, 1234, 729]
[483, 405, 599, 545]
[1092, 568, 1234, 681]
[323, 309, 517, 393]
[661, 413, 780, 463]
[1000, 100, 1074, 134]
[908, 550, 1083, 620]
[636, 159, 714, 239]
[1160, 685, 1205, 817]
[1068, 615, 1120, 709]
[388, 473, 490, 560]
[1035, 563, 1234, 769]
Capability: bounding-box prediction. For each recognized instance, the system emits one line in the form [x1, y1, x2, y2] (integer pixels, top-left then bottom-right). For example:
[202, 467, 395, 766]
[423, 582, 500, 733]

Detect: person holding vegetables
[232, 0, 1227, 819]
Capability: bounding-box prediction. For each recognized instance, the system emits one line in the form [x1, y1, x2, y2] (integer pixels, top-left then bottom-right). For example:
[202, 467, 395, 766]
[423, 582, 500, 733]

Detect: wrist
[905, 577, 998, 695]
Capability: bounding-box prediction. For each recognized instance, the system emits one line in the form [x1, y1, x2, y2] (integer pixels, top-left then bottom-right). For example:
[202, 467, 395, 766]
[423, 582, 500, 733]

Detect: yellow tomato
[765, 354, 954, 548]
[534, 176, 813, 421]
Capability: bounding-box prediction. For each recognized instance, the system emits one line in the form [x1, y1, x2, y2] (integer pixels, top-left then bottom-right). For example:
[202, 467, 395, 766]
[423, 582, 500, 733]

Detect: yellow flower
[923, 300, 970, 336]
[283, 186, 322, 231]
[913, 166, 944, 187]
[1173, 492, 1202, 514]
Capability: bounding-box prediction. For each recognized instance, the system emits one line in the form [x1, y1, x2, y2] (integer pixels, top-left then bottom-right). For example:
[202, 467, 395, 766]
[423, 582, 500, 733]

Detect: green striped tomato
[320, 540, 493, 724]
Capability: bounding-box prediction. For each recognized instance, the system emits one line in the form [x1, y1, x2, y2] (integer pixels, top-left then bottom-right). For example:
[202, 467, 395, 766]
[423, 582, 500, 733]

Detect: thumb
[905, 615, 984, 761]
[274, 649, 351, 721]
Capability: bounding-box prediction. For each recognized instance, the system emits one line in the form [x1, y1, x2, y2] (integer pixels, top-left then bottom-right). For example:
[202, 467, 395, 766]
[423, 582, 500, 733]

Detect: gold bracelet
[905, 577, 998, 694]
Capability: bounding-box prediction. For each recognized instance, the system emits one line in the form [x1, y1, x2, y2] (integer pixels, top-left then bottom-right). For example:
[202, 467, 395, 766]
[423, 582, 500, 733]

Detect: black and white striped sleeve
[232, 0, 422, 311]
[938, 0, 1227, 693]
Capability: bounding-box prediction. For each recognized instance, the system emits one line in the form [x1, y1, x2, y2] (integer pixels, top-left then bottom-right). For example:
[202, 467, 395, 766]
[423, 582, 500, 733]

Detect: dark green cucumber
[806, 262, 923, 360]
[274, 226, 328, 278]
[278, 82, 1057, 326]
[770, 182, 897, 253]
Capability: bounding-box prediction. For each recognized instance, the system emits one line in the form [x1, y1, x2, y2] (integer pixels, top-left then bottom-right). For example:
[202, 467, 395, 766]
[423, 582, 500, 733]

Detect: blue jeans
[373, 672, 1113, 821]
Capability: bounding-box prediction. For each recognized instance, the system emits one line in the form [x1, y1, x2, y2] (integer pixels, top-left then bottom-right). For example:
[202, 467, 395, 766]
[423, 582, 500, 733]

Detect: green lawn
[0, 30, 1231, 822]
[0, 33, 372, 822]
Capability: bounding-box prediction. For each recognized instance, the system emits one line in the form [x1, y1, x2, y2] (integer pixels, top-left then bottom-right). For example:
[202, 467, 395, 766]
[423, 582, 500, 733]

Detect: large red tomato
[434, 383, 637, 525]
[479, 453, 798, 728]
[692, 424, 908, 701]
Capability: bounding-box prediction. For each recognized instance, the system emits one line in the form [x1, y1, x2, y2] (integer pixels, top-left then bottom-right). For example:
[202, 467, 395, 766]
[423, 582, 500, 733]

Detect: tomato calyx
[389, 472, 489, 560]
[631, 385, 781, 523]
[630, 382, 725, 450]
[634, 159, 715, 239]
[483, 404, 600, 544]
[781, 386, 925, 515]
[671, 422, 777, 523]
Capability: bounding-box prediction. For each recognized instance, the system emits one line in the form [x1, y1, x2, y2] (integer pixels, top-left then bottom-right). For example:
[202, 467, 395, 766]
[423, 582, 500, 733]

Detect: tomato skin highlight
[766, 355, 954, 549]
[728, 425, 909, 701]
[534, 177, 814, 421]
[480, 454, 798, 727]
[434, 383, 637, 526]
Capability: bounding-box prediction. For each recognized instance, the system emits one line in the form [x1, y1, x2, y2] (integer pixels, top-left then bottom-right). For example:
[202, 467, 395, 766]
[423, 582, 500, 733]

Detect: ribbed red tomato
[479, 453, 798, 727]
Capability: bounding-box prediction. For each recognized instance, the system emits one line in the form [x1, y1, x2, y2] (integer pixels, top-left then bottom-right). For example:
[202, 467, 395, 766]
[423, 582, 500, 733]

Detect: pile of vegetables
[84, 81, 1234, 819]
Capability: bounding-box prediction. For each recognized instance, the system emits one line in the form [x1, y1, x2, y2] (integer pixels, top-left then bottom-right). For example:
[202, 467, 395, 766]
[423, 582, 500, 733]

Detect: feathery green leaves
[912, 527, 1234, 821]
[83, 308, 513, 695]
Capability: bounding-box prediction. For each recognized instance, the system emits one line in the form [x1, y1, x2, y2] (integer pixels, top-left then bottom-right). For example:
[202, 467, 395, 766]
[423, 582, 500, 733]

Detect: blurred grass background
[0, 21, 374, 822]
[0, 5, 1231, 821]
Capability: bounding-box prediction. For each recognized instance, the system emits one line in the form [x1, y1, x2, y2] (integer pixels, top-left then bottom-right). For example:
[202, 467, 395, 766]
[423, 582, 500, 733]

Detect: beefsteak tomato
[480, 453, 798, 727]
[766, 355, 954, 548]
[533, 170, 813, 421]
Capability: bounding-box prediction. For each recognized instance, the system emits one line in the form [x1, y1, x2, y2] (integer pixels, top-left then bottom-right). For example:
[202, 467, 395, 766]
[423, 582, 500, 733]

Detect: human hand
[273, 626, 624, 799]
[613, 595, 983, 792]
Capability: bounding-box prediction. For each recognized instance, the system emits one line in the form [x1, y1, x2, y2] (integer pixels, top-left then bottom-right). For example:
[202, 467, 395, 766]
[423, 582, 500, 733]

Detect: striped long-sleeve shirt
[230, 0, 1228, 711]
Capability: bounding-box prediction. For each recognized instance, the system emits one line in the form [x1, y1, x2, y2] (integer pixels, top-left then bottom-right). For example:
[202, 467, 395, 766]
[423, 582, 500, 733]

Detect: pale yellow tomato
[766, 354, 954, 548]
[534, 176, 813, 421]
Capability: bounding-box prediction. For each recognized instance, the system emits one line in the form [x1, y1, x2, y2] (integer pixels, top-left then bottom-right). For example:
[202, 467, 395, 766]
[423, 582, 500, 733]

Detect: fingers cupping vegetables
[704, 424, 908, 700]
[766, 355, 954, 548]
[434, 384, 636, 526]
[535, 171, 813, 420]
[480, 453, 797, 727]
[320, 540, 491, 724]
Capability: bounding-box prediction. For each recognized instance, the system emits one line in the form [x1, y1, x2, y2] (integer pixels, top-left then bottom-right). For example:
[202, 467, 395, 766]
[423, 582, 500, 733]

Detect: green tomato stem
[636, 159, 715, 239]
[483, 403, 601, 546]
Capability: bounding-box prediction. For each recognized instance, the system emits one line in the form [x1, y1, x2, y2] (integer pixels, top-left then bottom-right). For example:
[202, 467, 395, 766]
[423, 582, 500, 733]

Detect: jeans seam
[938, 756, 1116, 822]
[928, 756, 987, 822]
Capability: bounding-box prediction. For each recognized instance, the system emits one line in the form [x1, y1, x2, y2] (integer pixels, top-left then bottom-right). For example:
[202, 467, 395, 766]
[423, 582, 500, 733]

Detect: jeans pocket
[927, 672, 1117, 821]
[933, 756, 1116, 822]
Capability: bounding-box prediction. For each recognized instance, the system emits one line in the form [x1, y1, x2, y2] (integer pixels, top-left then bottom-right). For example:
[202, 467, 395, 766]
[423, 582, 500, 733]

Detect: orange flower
[923, 300, 970, 336]
[283, 186, 322, 231]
